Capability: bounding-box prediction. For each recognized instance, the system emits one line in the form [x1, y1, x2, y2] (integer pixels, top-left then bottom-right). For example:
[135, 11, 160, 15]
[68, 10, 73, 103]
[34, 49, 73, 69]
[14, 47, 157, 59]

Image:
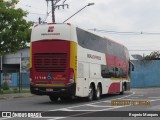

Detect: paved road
[0, 88, 160, 120]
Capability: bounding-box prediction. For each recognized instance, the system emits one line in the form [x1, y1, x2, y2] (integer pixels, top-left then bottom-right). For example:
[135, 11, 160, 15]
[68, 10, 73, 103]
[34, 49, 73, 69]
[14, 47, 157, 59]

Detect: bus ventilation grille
[34, 53, 67, 72]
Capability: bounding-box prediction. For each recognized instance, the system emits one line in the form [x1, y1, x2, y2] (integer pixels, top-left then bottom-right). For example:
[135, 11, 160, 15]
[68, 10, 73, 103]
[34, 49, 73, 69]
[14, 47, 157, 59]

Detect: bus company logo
[47, 73, 53, 80]
[48, 26, 54, 32]
[87, 54, 101, 60]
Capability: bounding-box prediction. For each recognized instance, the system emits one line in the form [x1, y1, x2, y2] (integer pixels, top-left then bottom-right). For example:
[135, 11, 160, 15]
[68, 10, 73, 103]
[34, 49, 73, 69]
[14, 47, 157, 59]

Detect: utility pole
[45, 0, 69, 23]
[46, 0, 56, 22]
[38, 17, 42, 24]
[51, 0, 55, 22]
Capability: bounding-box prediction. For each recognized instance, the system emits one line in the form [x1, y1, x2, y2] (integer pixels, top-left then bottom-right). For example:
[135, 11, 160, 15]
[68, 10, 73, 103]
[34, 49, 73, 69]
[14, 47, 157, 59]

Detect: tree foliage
[144, 51, 160, 60]
[0, 0, 33, 55]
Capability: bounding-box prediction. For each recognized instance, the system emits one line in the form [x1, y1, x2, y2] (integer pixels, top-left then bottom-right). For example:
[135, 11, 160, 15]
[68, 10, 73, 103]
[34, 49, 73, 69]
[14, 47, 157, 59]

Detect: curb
[0, 93, 34, 100]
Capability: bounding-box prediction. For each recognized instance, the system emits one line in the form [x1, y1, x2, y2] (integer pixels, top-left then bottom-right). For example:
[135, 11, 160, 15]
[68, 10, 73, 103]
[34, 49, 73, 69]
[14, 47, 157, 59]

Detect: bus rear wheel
[120, 85, 125, 95]
[86, 85, 94, 101]
[94, 85, 101, 100]
[49, 96, 58, 102]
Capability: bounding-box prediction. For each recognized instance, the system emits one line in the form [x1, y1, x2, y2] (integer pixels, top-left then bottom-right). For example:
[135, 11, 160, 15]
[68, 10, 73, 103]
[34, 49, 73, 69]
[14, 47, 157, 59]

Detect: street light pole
[63, 3, 95, 23]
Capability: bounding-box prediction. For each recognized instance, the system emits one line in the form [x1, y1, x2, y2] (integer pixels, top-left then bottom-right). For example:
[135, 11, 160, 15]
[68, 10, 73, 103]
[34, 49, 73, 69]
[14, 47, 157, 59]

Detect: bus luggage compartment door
[76, 62, 89, 97]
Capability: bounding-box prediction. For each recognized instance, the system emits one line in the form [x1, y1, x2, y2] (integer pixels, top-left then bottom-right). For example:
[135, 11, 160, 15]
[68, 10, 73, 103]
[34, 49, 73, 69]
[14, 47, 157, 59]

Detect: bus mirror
[130, 61, 134, 71]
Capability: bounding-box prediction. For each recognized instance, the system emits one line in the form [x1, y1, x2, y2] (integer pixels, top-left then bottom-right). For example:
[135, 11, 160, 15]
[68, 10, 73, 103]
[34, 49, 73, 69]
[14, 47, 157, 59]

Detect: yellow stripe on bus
[110, 78, 122, 80]
[111, 78, 130, 81]
[70, 41, 77, 83]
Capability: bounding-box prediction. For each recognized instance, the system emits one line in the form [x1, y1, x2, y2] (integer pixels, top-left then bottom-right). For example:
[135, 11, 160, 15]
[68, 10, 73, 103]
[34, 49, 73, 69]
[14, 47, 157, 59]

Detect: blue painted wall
[130, 60, 160, 88]
[0, 73, 29, 87]
[0, 73, 18, 87]
[21, 73, 30, 87]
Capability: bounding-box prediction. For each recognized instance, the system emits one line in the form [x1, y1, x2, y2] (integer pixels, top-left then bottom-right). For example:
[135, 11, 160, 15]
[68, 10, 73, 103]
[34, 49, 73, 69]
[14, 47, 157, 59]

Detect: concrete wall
[3, 47, 29, 64]
[131, 60, 160, 88]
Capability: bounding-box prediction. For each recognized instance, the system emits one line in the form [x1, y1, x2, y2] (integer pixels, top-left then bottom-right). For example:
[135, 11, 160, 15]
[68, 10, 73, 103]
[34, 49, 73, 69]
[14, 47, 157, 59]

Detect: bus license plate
[46, 88, 53, 92]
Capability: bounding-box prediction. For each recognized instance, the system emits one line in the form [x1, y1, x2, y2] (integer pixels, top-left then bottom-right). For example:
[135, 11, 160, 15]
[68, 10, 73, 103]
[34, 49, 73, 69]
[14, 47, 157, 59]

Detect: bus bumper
[30, 83, 76, 97]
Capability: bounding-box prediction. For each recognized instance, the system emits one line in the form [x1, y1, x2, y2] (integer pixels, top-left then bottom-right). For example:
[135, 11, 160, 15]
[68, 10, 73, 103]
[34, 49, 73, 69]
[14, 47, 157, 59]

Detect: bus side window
[101, 65, 110, 78]
[122, 70, 127, 78]
[101, 65, 117, 78]
[115, 67, 120, 78]
[119, 68, 123, 78]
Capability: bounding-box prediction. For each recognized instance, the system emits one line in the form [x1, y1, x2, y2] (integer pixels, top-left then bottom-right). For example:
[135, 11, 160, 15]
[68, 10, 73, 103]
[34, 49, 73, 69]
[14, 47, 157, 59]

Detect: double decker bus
[30, 23, 134, 101]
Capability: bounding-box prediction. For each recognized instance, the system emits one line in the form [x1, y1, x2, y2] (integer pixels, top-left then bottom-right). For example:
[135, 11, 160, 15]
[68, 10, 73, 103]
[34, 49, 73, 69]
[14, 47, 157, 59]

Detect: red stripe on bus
[108, 82, 120, 93]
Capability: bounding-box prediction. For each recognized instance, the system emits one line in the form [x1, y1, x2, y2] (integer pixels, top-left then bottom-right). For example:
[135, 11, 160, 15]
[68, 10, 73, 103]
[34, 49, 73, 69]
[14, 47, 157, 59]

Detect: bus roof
[31, 23, 75, 42]
[31, 23, 128, 50]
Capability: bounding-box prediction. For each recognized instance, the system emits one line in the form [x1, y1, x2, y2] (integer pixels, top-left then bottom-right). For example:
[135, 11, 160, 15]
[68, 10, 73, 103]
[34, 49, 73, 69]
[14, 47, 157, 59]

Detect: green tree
[144, 51, 160, 60]
[0, 0, 33, 55]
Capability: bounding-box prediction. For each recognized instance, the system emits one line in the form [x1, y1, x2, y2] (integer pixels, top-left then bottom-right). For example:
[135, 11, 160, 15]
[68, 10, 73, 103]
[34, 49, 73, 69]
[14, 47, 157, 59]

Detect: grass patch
[0, 88, 30, 94]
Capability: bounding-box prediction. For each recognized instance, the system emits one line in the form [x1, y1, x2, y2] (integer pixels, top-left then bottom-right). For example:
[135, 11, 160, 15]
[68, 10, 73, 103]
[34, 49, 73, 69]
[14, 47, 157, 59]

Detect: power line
[89, 29, 160, 35]
[129, 50, 160, 51]
[29, 12, 46, 16]
[17, 4, 47, 16]
[25, 4, 43, 11]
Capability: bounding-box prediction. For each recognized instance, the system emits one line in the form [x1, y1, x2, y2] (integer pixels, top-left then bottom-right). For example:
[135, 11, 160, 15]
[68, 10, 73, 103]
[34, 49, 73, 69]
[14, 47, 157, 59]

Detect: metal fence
[0, 56, 30, 91]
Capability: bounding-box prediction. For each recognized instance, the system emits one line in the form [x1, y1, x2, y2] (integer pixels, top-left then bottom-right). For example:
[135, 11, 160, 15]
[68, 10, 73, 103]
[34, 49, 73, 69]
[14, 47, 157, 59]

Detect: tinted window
[107, 41, 125, 60]
[76, 27, 107, 53]
[101, 65, 127, 78]
[101, 65, 115, 78]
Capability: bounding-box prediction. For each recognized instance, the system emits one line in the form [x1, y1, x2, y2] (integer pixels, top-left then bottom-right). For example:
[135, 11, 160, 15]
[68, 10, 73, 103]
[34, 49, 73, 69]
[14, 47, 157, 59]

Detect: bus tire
[94, 84, 101, 100]
[120, 85, 125, 95]
[49, 96, 58, 102]
[86, 84, 94, 101]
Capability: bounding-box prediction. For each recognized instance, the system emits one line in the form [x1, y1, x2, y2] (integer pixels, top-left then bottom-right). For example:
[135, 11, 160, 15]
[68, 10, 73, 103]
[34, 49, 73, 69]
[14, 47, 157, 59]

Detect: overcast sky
[17, 0, 160, 57]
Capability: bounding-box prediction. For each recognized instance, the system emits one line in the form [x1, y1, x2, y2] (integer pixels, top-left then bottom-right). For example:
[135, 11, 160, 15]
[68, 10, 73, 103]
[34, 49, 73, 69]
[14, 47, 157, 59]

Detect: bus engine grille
[34, 53, 67, 72]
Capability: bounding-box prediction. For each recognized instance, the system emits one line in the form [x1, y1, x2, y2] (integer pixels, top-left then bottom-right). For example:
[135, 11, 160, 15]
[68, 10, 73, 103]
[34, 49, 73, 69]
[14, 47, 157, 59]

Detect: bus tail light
[69, 68, 74, 84]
